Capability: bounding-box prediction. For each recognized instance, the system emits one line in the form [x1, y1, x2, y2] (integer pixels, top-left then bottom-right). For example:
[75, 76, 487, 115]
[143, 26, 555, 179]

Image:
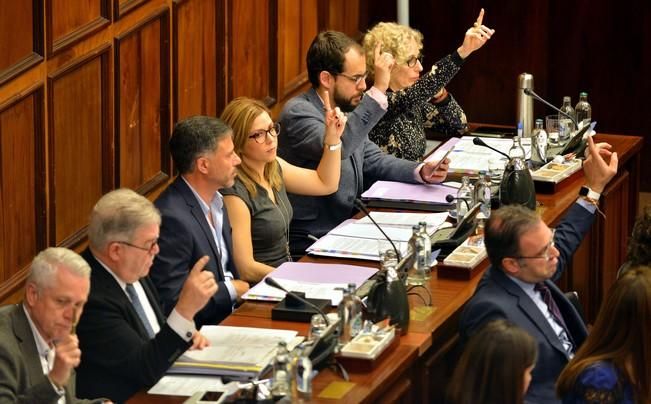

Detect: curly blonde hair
[363, 22, 424, 80]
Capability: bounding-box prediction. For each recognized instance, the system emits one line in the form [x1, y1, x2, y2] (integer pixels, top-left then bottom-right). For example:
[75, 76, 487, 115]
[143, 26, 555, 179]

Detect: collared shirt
[93, 254, 195, 342]
[507, 274, 574, 357]
[22, 305, 66, 403]
[181, 176, 238, 302]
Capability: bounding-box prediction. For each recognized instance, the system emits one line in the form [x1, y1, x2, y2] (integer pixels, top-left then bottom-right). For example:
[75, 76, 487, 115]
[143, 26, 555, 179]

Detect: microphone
[264, 277, 330, 325]
[473, 137, 510, 159]
[523, 88, 579, 129]
[445, 194, 470, 211]
[354, 198, 401, 260]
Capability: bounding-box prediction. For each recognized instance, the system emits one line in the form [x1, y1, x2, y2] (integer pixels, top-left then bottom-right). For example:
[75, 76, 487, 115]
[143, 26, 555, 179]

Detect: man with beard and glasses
[277, 31, 451, 256]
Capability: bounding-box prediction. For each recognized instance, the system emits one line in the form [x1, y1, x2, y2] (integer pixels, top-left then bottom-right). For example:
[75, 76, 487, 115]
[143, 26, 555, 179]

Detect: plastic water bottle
[456, 176, 474, 221]
[292, 344, 314, 402]
[559, 96, 576, 134]
[575, 92, 592, 128]
[407, 226, 427, 286]
[418, 221, 432, 274]
[337, 283, 363, 344]
[271, 341, 291, 398]
[473, 171, 492, 219]
[531, 119, 548, 168]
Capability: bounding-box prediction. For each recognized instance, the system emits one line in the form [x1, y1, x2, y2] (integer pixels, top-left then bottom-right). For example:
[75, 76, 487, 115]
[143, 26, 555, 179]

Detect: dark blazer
[0, 304, 95, 404]
[277, 87, 421, 254]
[460, 202, 594, 404]
[151, 176, 239, 327]
[76, 249, 190, 403]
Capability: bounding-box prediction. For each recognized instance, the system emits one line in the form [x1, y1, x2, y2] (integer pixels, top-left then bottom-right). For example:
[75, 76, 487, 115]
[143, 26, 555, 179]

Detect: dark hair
[447, 319, 538, 404]
[169, 116, 232, 174]
[306, 31, 363, 88]
[626, 205, 651, 266]
[557, 266, 651, 403]
[485, 205, 541, 269]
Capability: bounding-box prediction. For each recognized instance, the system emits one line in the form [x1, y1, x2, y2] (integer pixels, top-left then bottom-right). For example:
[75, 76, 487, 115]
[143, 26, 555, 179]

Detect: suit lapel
[491, 269, 569, 357]
[11, 306, 46, 386]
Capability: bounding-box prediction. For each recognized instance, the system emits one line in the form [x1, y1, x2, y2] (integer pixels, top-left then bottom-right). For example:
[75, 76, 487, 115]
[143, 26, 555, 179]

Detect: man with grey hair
[151, 116, 248, 327]
[75, 188, 217, 402]
[0, 247, 106, 403]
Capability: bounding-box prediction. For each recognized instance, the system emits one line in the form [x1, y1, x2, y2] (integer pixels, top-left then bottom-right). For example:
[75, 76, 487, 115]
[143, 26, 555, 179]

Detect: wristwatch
[326, 142, 342, 151]
[579, 186, 601, 201]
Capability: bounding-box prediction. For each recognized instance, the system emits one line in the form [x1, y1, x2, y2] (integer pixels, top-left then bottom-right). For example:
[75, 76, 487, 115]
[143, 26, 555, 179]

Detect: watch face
[579, 186, 589, 196]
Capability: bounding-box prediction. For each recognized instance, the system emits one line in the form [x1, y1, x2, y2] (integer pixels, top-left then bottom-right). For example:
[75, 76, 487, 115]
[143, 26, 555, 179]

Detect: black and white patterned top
[369, 52, 468, 162]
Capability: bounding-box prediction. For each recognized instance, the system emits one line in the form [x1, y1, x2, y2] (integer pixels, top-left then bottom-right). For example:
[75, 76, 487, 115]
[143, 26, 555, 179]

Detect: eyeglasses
[336, 72, 368, 86]
[405, 54, 423, 68]
[512, 229, 556, 261]
[115, 240, 158, 255]
[248, 122, 281, 144]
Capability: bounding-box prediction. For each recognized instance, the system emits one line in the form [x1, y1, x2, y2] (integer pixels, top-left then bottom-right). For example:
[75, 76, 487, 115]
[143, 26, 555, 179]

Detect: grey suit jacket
[0, 304, 96, 404]
[277, 88, 420, 253]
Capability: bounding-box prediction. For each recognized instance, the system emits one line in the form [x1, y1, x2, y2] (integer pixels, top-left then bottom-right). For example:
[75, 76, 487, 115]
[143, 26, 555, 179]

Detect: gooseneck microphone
[445, 194, 470, 211]
[264, 277, 330, 325]
[473, 137, 510, 159]
[523, 88, 579, 129]
[354, 198, 401, 260]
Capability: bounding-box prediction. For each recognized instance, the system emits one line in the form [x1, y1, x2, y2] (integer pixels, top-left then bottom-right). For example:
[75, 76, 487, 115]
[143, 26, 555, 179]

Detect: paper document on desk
[148, 375, 224, 396]
[244, 262, 378, 305]
[361, 181, 456, 205]
[168, 326, 301, 381]
[356, 211, 448, 228]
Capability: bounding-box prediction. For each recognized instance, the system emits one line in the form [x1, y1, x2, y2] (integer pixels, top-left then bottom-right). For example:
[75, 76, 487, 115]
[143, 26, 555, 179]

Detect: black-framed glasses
[336, 72, 368, 86]
[115, 240, 158, 255]
[248, 122, 281, 144]
[405, 54, 424, 68]
[511, 229, 556, 261]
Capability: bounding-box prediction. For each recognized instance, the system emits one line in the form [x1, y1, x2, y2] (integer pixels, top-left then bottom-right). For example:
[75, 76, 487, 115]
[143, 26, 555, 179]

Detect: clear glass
[292, 345, 313, 401]
[308, 314, 327, 341]
[407, 226, 427, 285]
[271, 341, 291, 398]
[418, 221, 432, 275]
[545, 115, 571, 144]
[456, 176, 474, 220]
[575, 92, 592, 128]
[473, 171, 492, 219]
[559, 96, 576, 132]
[337, 283, 363, 344]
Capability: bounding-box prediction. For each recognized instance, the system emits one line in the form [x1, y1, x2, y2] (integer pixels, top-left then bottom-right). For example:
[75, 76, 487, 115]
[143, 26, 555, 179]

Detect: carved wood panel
[0, 0, 44, 85]
[48, 46, 111, 247]
[115, 10, 170, 194]
[47, 0, 110, 55]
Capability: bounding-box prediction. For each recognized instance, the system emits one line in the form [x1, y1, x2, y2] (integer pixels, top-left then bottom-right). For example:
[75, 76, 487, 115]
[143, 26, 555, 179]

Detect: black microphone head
[473, 137, 487, 146]
[523, 88, 533, 96]
[264, 277, 286, 292]
[446, 194, 455, 203]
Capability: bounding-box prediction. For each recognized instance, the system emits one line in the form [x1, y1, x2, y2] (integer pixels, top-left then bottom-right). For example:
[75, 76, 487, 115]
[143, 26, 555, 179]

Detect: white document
[148, 375, 224, 396]
[244, 278, 346, 306]
[434, 136, 532, 174]
[329, 222, 415, 242]
[356, 211, 448, 228]
[307, 234, 409, 261]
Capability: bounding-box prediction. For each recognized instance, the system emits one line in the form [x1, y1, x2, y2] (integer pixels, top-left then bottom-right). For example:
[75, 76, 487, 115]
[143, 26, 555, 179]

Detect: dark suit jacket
[277, 88, 421, 254]
[460, 202, 594, 404]
[151, 176, 239, 327]
[0, 304, 95, 404]
[76, 249, 190, 403]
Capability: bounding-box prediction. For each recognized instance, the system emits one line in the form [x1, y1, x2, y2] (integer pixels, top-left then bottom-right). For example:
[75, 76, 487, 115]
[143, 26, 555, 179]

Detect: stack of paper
[361, 181, 456, 211]
[168, 326, 301, 381]
[306, 212, 449, 261]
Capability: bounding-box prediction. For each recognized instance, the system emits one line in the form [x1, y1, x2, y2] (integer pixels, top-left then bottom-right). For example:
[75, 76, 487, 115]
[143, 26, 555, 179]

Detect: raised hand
[49, 334, 82, 388]
[373, 41, 395, 93]
[323, 90, 347, 146]
[458, 8, 495, 59]
[175, 256, 218, 320]
[419, 157, 450, 184]
[583, 136, 618, 193]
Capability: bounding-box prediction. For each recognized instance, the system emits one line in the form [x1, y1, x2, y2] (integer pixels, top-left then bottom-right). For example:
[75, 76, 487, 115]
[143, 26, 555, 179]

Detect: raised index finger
[323, 90, 332, 112]
[475, 8, 485, 26]
[191, 255, 210, 274]
[374, 41, 382, 59]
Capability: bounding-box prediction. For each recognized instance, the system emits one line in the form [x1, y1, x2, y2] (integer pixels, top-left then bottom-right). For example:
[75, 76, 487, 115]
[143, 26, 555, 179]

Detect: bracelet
[325, 142, 342, 151]
[433, 88, 448, 104]
[579, 196, 606, 219]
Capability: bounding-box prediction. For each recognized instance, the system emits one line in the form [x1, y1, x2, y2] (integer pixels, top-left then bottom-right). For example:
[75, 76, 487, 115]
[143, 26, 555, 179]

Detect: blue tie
[126, 283, 155, 339]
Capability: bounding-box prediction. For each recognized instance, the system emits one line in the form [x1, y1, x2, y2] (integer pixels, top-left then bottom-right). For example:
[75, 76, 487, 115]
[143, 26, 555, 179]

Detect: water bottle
[271, 341, 291, 398]
[337, 283, 363, 344]
[418, 221, 432, 273]
[575, 92, 592, 128]
[559, 96, 576, 136]
[292, 344, 314, 402]
[473, 171, 492, 219]
[500, 126, 536, 210]
[456, 176, 474, 221]
[531, 119, 548, 168]
[407, 226, 427, 286]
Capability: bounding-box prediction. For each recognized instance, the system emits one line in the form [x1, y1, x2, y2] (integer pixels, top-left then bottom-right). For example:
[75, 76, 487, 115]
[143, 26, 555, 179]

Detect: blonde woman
[363, 9, 494, 161]
[220, 95, 345, 282]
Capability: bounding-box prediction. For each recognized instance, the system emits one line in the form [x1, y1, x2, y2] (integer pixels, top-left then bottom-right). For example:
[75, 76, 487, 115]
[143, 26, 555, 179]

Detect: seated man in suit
[151, 116, 249, 326]
[76, 189, 217, 402]
[459, 136, 619, 403]
[277, 31, 451, 255]
[0, 247, 106, 403]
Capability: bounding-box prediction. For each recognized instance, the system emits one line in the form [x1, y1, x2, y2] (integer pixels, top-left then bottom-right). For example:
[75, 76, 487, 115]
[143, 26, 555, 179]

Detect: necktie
[126, 283, 155, 339]
[535, 282, 574, 354]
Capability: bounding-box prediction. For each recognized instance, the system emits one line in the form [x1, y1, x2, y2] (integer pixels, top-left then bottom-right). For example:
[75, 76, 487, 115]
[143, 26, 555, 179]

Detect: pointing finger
[190, 256, 210, 275]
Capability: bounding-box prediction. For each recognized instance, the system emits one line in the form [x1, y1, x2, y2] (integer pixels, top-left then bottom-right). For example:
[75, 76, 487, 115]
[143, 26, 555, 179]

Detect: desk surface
[128, 132, 642, 404]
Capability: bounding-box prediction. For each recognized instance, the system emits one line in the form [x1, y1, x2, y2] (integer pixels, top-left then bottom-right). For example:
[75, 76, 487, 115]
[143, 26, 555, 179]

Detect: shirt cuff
[366, 86, 388, 110]
[413, 163, 426, 183]
[576, 198, 597, 214]
[224, 279, 238, 303]
[168, 308, 197, 342]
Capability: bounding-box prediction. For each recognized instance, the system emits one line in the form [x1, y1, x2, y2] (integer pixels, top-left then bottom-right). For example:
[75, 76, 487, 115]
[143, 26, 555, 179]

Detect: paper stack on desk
[361, 181, 456, 211]
[168, 326, 301, 381]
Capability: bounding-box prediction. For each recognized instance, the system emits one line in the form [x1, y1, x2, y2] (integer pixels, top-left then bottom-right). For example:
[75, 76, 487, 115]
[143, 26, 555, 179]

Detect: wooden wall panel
[0, 87, 45, 285]
[115, 0, 150, 19]
[173, 0, 220, 120]
[277, 0, 318, 101]
[115, 10, 170, 194]
[323, 0, 361, 37]
[228, 0, 276, 105]
[0, 0, 43, 85]
[47, 0, 110, 54]
[48, 47, 110, 247]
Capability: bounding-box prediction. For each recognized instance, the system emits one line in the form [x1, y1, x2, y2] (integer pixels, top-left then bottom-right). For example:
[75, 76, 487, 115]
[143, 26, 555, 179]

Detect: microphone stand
[354, 198, 401, 261]
[523, 88, 579, 129]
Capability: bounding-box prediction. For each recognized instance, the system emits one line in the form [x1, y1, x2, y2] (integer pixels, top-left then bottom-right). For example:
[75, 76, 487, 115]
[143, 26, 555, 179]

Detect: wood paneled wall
[0, 0, 362, 303]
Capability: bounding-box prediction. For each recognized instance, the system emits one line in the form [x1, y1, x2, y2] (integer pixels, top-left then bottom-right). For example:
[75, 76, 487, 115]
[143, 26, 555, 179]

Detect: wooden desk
[129, 132, 642, 403]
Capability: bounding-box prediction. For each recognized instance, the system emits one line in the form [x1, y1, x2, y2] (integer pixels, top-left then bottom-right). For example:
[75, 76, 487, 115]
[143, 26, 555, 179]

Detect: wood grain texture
[0, 0, 43, 85]
[47, 0, 110, 54]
